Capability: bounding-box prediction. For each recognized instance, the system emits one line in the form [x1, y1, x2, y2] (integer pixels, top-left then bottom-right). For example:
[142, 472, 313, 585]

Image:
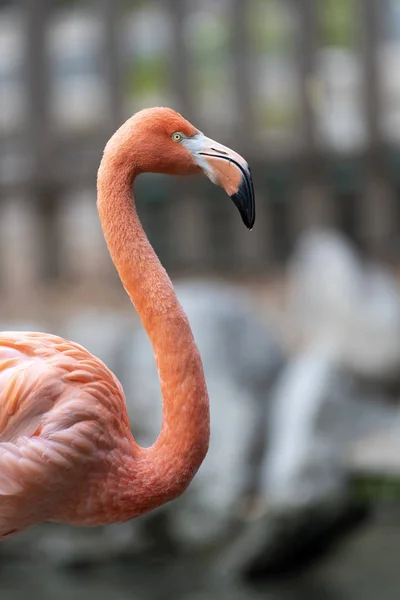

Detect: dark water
[0, 523, 399, 600]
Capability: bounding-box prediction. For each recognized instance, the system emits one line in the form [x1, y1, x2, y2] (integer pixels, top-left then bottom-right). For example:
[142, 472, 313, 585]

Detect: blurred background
[2, 0, 400, 599]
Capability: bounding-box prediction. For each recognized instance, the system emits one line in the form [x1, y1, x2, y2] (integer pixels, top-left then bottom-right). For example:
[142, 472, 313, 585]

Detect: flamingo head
[127, 107, 255, 229]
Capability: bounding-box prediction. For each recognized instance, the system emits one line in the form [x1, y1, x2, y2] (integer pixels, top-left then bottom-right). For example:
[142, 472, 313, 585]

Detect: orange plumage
[0, 107, 255, 538]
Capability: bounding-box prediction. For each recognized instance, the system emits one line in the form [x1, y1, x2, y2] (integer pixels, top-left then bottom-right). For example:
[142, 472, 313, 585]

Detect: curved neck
[97, 143, 209, 514]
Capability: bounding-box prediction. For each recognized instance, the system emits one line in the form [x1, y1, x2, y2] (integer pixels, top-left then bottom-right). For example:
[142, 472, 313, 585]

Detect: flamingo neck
[96, 142, 210, 514]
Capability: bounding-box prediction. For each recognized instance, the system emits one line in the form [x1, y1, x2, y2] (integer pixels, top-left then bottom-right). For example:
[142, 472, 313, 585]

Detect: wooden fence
[0, 0, 399, 293]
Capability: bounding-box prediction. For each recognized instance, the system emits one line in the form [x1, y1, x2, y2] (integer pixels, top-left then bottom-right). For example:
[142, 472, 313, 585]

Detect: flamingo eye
[171, 132, 184, 142]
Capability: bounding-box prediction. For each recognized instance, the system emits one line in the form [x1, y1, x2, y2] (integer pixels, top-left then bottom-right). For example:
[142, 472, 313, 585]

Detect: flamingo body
[0, 331, 136, 537]
[0, 107, 255, 539]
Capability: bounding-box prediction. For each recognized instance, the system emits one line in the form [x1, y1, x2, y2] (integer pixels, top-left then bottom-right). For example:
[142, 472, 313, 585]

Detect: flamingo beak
[183, 133, 256, 230]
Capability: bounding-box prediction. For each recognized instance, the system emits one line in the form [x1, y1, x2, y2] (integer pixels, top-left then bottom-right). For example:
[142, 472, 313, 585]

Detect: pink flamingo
[0, 107, 255, 538]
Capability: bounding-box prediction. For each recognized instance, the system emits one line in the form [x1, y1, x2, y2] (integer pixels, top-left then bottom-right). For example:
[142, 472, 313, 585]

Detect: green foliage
[252, 0, 292, 54]
[126, 56, 168, 96]
[351, 473, 400, 503]
[55, 0, 85, 6]
[259, 101, 297, 129]
[319, 0, 356, 47]
[188, 14, 230, 58]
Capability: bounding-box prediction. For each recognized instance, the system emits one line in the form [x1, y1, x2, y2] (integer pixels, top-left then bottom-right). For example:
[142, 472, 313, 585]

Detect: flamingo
[0, 107, 255, 539]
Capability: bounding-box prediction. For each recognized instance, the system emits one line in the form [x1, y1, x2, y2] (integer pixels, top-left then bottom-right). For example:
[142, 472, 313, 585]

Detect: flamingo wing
[0, 331, 130, 535]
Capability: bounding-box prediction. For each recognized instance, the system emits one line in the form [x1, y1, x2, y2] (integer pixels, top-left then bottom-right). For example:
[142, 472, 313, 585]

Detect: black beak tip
[230, 174, 255, 230]
[246, 212, 256, 231]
